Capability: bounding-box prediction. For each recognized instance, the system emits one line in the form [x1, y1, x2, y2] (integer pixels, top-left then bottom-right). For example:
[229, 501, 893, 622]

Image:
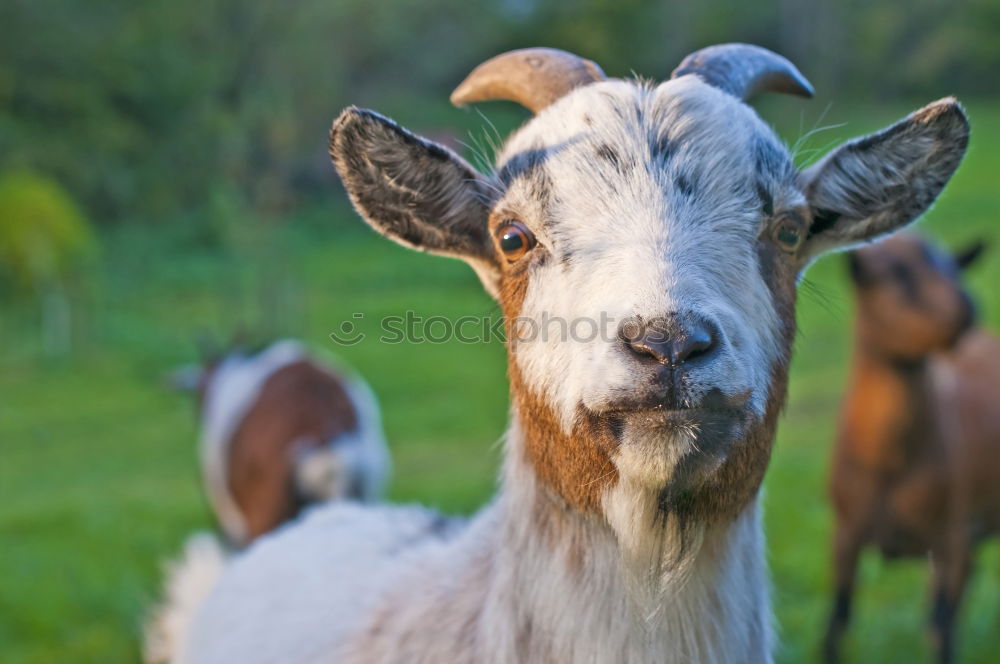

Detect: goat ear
[330, 107, 500, 297]
[799, 98, 969, 264]
[955, 239, 986, 271]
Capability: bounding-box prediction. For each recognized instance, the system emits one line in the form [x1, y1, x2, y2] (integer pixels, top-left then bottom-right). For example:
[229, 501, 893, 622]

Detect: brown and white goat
[158, 45, 969, 663]
[145, 341, 389, 663]
[824, 234, 998, 664]
[191, 340, 389, 546]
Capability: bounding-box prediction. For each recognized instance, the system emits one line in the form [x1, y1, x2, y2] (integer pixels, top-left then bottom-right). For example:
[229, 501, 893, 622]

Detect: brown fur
[511, 368, 620, 514]
[226, 360, 359, 541]
[824, 234, 998, 664]
[499, 242, 620, 514]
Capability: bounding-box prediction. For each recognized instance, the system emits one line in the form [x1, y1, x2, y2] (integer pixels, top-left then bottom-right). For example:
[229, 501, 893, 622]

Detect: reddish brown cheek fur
[500, 261, 620, 514]
[227, 361, 359, 540]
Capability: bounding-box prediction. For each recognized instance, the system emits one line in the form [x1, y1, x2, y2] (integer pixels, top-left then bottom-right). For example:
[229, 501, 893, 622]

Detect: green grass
[3, 100, 1000, 663]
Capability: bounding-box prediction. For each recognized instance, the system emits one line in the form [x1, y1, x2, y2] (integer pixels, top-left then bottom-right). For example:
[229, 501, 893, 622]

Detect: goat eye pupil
[776, 223, 801, 248]
[501, 231, 524, 252]
[496, 220, 535, 261]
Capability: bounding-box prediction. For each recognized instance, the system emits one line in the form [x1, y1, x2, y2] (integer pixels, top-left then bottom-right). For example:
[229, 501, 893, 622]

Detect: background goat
[145, 340, 388, 663]
[158, 44, 969, 663]
[824, 234, 997, 664]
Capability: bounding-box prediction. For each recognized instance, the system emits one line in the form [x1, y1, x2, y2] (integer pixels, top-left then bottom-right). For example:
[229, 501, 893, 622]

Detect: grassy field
[2, 100, 1000, 663]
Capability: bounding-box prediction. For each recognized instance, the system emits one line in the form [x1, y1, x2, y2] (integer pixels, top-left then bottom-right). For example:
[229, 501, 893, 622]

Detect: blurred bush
[0, 169, 97, 354]
[0, 170, 96, 291]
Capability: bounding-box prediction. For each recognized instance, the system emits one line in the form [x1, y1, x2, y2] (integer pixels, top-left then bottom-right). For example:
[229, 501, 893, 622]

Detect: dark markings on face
[496, 146, 549, 189]
[750, 135, 796, 219]
[606, 413, 625, 442]
[596, 144, 623, 173]
[650, 133, 674, 166]
[559, 248, 575, 270]
[756, 181, 774, 217]
[495, 145, 554, 220]
[652, 359, 791, 524]
[675, 172, 695, 198]
[600, 91, 644, 127]
[752, 134, 789, 180]
[890, 260, 921, 303]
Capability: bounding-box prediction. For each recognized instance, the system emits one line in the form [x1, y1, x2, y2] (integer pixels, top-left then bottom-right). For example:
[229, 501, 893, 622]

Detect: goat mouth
[588, 403, 750, 446]
[591, 386, 753, 418]
[597, 405, 745, 428]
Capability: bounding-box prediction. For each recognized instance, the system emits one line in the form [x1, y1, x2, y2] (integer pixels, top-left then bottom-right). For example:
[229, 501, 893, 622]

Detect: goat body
[826, 235, 1000, 663]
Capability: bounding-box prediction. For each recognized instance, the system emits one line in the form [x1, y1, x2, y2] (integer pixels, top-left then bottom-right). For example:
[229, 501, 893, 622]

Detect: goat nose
[621, 314, 719, 366]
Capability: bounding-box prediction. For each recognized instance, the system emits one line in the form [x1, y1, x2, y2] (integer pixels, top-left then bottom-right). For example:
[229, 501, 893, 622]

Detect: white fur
[145, 533, 229, 664]
[179, 503, 459, 664]
[175, 439, 768, 664]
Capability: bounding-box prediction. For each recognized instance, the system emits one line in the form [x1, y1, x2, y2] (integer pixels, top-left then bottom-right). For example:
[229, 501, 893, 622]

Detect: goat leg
[823, 524, 863, 664]
[928, 543, 972, 664]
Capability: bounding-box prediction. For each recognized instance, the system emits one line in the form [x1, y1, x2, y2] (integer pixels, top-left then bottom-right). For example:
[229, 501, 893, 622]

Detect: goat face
[330, 45, 969, 520]
[849, 234, 982, 360]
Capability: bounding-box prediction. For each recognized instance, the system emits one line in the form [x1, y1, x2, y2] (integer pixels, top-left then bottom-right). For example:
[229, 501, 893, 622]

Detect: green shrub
[0, 170, 97, 293]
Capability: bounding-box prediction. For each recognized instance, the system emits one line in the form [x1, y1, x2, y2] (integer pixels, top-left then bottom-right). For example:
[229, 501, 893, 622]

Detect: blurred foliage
[0, 0, 997, 229]
[0, 170, 96, 293]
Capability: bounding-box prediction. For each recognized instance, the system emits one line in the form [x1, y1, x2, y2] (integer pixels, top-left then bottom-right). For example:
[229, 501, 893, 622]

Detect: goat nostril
[673, 331, 714, 364]
[621, 314, 719, 366]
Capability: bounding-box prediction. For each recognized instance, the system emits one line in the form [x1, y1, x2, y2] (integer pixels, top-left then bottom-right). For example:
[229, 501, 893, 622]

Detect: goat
[145, 340, 388, 663]
[824, 234, 996, 664]
[193, 340, 389, 545]
[157, 45, 969, 663]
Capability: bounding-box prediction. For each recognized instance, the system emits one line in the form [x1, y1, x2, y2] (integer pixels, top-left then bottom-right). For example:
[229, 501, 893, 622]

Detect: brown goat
[824, 233, 997, 664]
[189, 340, 389, 546]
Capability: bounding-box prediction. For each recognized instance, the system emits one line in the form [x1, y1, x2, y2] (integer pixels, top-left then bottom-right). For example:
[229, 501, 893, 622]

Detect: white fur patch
[144, 533, 229, 664]
[180, 503, 457, 664]
[177, 446, 771, 664]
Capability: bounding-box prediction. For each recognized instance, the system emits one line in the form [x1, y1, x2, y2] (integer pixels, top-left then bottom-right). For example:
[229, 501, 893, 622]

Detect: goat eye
[773, 218, 804, 252]
[497, 221, 535, 262]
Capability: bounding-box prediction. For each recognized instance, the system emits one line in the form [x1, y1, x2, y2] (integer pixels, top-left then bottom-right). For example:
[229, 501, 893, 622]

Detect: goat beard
[603, 474, 708, 624]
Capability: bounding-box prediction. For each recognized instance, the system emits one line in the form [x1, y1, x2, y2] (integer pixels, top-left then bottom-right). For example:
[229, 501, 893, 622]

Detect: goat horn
[671, 43, 814, 101]
[451, 47, 606, 115]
